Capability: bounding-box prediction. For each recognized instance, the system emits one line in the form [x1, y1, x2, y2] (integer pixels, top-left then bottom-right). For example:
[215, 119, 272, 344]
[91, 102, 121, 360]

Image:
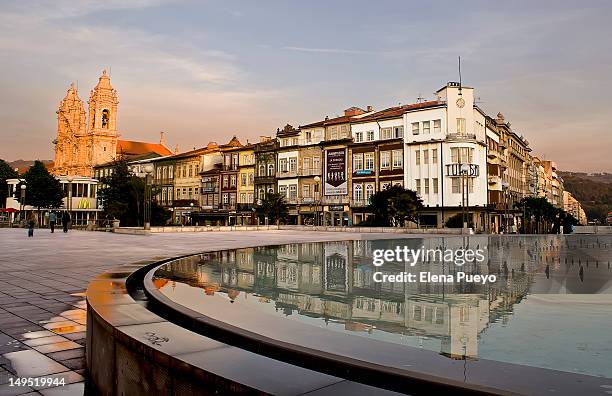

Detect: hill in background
[559, 171, 612, 223]
[8, 159, 53, 174]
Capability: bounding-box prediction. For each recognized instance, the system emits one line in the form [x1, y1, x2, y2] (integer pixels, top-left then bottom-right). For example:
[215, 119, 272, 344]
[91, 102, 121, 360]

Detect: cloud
[281, 46, 374, 55]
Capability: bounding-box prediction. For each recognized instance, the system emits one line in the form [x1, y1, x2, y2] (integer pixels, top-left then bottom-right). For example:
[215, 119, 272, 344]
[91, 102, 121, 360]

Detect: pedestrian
[62, 211, 71, 233]
[27, 213, 35, 237]
[49, 211, 57, 233]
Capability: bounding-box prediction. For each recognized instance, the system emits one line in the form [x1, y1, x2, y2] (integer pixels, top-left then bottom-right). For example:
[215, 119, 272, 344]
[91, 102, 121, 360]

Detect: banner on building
[324, 148, 347, 196]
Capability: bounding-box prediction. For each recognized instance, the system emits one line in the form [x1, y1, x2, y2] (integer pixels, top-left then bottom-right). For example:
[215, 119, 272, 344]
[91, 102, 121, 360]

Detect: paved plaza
[0, 228, 412, 395]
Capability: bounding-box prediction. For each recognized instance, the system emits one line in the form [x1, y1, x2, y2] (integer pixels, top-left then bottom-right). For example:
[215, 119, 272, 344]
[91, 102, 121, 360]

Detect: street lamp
[143, 165, 154, 230]
[460, 163, 469, 230]
[189, 202, 194, 226]
[66, 176, 74, 228]
[20, 183, 26, 225]
[502, 181, 510, 234]
[314, 176, 321, 226]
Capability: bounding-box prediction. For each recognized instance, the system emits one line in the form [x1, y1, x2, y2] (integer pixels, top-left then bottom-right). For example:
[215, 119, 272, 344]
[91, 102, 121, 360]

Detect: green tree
[368, 186, 423, 227]
[256, 193, 288, 225]
[17, 161, 64, 222]
[0, 159, 18, 208]
[445, 213, 473, 228]
[98, 160, 170, 227]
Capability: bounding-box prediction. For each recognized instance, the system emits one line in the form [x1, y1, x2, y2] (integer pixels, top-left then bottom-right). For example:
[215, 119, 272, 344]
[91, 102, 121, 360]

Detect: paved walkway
[0, 228, 412, 395]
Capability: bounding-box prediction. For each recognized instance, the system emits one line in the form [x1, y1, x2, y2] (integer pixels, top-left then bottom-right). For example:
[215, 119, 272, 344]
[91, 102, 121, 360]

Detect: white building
[403, 83, 489, 229]
[5, 175, 101, 226]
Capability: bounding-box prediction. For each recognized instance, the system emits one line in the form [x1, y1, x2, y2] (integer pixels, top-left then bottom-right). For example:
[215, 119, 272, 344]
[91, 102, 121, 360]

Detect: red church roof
[117, 140, 173, 157]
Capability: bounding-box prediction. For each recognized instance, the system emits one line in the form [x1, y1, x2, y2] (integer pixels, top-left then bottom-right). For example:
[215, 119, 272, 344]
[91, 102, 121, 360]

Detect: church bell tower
[88, 69, 119, 169]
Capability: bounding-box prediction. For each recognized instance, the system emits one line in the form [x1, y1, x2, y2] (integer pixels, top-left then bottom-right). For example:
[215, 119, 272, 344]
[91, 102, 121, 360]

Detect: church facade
[53, 70, 172, 177]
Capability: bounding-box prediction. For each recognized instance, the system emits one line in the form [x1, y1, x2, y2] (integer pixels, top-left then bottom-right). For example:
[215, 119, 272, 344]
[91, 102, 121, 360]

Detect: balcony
[350, 199, 371, 208]
[254, 175, 276, 184]
[276, 170, 298, 178]
[488, 175, 501, 185]
[299, 168, 322, 177]
[236, 203, 255, 212]
[202, 187, 218, 193]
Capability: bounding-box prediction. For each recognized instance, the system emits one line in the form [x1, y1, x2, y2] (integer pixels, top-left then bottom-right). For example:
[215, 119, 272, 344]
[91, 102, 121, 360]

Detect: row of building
[2, 73, 587, 230]
[93, 82, 585, 231]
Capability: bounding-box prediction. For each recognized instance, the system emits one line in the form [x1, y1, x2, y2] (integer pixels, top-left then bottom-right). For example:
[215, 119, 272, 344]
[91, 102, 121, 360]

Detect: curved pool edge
[85, 256, 410, 395]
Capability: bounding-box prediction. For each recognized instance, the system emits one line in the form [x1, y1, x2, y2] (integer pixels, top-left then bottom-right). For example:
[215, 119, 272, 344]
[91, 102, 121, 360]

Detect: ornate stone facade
[53, 70, 119, 177]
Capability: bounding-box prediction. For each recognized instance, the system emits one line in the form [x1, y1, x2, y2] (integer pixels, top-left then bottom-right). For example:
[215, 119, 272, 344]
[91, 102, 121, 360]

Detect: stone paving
[0, 228, 414, 395]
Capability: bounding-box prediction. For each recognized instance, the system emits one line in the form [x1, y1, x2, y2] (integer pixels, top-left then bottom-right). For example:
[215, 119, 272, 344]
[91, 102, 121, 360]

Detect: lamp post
[460, 163, 469, 230]
[502, 181, 510, 234]
[314, 176, 321, 227]
[66, 176, 74, 227]
[189, 202, 194, 226]
[20, 183, 26, 225]
[143, 165, 154, 230]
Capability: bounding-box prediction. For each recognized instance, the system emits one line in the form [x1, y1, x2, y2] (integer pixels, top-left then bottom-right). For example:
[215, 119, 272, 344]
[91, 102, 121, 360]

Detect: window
[432, 149, 438, 164]
[240, 193, 246, 203]
[457, 118, 466, 135]
[415, 150, 420, 165]
[340, 125, 348, 137]
[292, 138, 298, 146]
[241, 173, 247, 186]
[433, 119, 441, 134]
[380, 151, 391, 169]
[381, 127, 392, 140]
[303, 184, 310, 198]
[365, 184, 374, 200]
[313, 156, 320, 171]
[468, 178, 474, 193]
[452, 178, 460, 193]
[423, 121, 430, 134]
[182, 166, 186, 178]
[415, 179, 421, 194]
[354, 184, 363, 201]
[329, 126, 338, 140]
[248, 173, 254, 185]
[412, 122, 420, 135]
[259, 165, 265, 176]
[366, 130, 374, 141]
[303, 157, 311, 172]
[424, 178, 430, 194]
[223, 193, 229, 204]
[306, 131, 312, 143]
[279, 158, 288, 173]
[230, 175, 236, 187]
[353, 154, 363, 171]
[451, 147, 473, 163]
[289, 157, 297, 173]
[223, 176, 229, 188]
[279, 185, 287, 196]
[392, 150, 403, 168]
[364, 153, 374, 170]
[289, 184, 297, 200]
[433, 178, 439, 194]
[267, 164, 274, 176]
[423, 150, 429, 164]
[394, 126, 404, 138]
[355, 131, 363, 142]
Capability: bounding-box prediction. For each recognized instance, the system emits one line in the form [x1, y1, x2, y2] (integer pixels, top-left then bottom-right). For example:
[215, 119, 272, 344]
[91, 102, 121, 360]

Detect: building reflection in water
[155, 235, 612, 362]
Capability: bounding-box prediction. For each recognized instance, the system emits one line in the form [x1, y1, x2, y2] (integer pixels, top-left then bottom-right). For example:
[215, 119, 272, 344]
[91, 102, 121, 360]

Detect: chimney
[159, 131, 166, 146]
[366, 105, 373, 112]
[174, 144, 179, 154]
[325, 116, 329, 121]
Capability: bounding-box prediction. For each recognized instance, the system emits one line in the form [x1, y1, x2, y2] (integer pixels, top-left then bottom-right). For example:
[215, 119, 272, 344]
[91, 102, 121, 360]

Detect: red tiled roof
[117, 140, 173, 157]
[354, 101, 442, 123]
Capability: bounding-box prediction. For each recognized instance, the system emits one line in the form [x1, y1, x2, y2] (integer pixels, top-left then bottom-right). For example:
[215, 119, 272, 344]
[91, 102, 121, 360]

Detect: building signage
[324, 148, 348, 196]
[355, 169, 373, 176]
[446, 163, 479, 177]
[328, 205, 344, 211]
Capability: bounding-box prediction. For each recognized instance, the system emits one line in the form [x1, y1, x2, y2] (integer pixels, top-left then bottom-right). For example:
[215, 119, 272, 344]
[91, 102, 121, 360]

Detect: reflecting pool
[153, 235, 612, 379]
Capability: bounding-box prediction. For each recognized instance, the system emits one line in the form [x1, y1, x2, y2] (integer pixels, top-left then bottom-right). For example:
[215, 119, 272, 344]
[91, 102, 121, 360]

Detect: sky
[0, 0, 611, 172]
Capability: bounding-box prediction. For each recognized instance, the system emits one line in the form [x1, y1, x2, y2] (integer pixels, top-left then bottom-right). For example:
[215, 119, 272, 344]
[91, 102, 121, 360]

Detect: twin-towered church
[53, 70, 173, 177]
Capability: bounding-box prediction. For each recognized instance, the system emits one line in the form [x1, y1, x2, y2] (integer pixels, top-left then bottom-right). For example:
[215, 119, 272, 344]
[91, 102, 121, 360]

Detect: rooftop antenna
[416, 93, 425, 103]
[458, 56, 463, 97]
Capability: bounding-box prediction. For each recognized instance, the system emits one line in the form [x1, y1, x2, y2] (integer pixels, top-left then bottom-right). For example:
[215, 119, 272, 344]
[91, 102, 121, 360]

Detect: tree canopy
[0, 159, 18, 208]
[97, 160, 170, 226]
[18, 160, 64, 210]
[256, 192, 288, 225]
[367, 186, 423, 227]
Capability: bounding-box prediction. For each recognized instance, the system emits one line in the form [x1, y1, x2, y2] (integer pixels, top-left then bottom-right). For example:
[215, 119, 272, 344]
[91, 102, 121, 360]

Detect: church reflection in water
[155, 236, 611, 361]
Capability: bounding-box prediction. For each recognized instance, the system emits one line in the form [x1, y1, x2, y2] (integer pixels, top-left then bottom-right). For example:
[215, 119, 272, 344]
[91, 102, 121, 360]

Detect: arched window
[366, 184, 374, 201]
[267, 163, 274, 176]
[354, 184, 363, 201]
[102, 109, 110, 128]
[259, 165, 265, 177]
